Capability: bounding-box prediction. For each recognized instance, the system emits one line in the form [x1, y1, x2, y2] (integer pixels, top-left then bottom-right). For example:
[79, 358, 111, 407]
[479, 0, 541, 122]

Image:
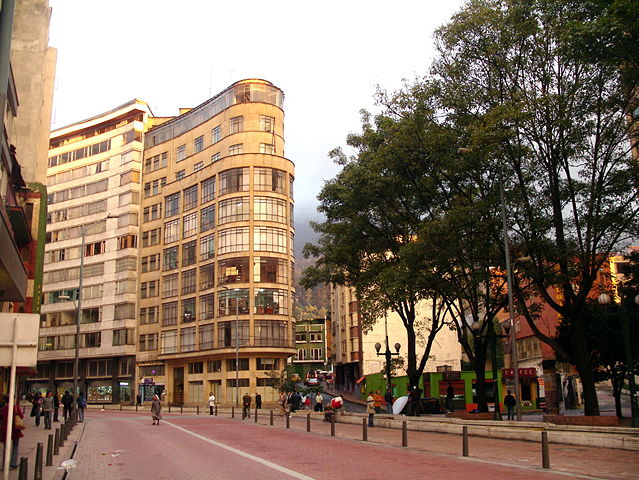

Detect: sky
[48, 0, 467, 218]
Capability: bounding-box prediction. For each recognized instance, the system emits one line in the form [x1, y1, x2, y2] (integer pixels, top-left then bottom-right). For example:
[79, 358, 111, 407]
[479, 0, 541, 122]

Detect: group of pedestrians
[29, 390, 86, 428]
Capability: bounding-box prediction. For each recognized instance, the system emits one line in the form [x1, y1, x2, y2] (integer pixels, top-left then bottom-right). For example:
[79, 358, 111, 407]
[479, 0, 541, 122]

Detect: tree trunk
[571, 322, 600, 416]
[406, 326, 419, 389]
[475, 367, 488, 412]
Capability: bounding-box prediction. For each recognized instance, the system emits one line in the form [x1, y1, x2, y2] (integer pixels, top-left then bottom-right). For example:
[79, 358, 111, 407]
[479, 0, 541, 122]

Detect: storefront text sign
[501, 367, 537, 378]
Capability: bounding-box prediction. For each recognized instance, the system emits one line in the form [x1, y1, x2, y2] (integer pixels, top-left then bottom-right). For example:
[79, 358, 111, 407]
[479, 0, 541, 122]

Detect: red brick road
[64, 410, 638, 480]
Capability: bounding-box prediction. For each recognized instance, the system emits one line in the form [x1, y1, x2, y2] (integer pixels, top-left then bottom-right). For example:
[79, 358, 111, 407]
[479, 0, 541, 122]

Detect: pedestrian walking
[61, 390, 73, 421]
[30, 392, 42, 427]
[208, 392, 216, 415]
[366, 392, 375, 427]
[384, 388, 394, 414]
[151, 395, 162, 425]
[278, 391, 288, 416]
[373, 390, 383, 414]
[407, 386, 422, 416]
[242, 393, 251, 419]
[446, 382, 455, 412]
[504, 390, 516, 420]
[136, 393, 142, 407]
[314, 392, 324, 412]
[76, 392, 87, 422]
[53, 392, 60, 422]
[0, 394, 25, 470]
[255, 393, 262, 409]
[41, 391, 54, 429]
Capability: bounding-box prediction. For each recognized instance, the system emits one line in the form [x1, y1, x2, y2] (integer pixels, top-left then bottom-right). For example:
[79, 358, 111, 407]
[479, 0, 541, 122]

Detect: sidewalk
[4, 403, 81, 480]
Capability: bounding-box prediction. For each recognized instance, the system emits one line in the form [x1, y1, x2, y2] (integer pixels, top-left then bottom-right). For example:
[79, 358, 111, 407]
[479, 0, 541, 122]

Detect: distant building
[330, 284, 461, 393]
[292, 317, 327, 376]
[30, 100, 153, 403]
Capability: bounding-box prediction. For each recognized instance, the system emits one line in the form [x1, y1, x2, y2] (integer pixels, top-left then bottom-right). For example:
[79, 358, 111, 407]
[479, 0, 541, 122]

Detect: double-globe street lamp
[374, 315, 401, 396]
[59, 215, 116, 400]
[220, 285, 240, 406]
[598, 292, 639, 428]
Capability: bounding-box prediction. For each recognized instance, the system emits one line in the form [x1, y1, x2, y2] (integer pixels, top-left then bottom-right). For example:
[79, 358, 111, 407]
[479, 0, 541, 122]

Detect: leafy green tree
[430, 0, 639, 416]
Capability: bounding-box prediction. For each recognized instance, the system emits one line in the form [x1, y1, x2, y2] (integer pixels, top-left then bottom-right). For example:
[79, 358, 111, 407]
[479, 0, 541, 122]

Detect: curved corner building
[137, 79, 295, 405]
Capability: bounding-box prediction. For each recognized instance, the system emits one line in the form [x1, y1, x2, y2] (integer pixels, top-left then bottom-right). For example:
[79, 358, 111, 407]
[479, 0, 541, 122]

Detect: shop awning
[355, 375, 367, 384]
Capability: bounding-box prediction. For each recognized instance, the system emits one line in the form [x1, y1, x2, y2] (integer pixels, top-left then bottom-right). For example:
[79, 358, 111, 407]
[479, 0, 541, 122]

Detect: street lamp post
[221, 285, 240, 406]
[374, 314, 401, 395]
[598, 293, 639, 428]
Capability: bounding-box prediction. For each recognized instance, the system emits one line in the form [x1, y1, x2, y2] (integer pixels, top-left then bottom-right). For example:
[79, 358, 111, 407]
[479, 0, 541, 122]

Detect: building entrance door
[173, 367, 184, 405]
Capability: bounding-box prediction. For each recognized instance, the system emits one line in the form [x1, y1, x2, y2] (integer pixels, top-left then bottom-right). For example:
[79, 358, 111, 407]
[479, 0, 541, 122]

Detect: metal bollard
[231, 406, 235, 419]
[46, 434, 53, 467]
[18, 457, 27, 480]
[168, 404, 171, 413]
[120, 404, 123, 411]
[136, 404, 138, 413]
[59, 425, 65, 446]
[541, 431, 550, 469]
[402, 421, 408, 447]
[180, 405, 183, 415]
[330, 416, 335, 436]
[463, 426, 469, 457]
[215, 405, 218, 416]
[307, 413, 311, 432]
[255, 407, 258, 423]
[270, 410, 273, 426]
[53, 429, 60, 455]
[34, 442, 43, 480]
[197, 405, 200, 415]
[362, 418, 367, 441]
[286, 414, 290, 429]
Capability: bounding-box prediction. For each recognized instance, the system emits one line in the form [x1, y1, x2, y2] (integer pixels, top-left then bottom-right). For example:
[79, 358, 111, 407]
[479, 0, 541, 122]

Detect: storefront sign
[501, 367, 537, 378]
[143, 378, 154, 384]
[442, 371, 461, 381]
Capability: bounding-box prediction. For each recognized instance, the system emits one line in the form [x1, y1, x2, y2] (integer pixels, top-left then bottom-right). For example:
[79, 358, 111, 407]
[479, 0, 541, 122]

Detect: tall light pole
[374, 314, 401, 395]
[221, 285, 240, 406]
[62, 215, 116, 400]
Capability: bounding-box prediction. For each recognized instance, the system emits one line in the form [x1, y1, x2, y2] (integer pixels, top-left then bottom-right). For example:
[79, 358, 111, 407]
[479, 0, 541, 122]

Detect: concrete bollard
[215, 405, 218, 416]
[53, 429, 60, 455]
[46, 434, 53, 467]
[168, 404, 171, 413]
[286, 414, 290, 429]
[59, 425, 65, 446]
[270, 410, 273, 426]
[120, 404, 123, 411]
[34, 442, 43, 480]
[307, 413, 311, 432]
[231, 406, 235, 419]
[541, 431, 550, 469]
[136, 404, 138, 413]
[18, 457, 27, 480]
[330, 416, 335, 436]
[197, 405, 200, 415]
[463, 426, 469, 457]
[362, 418, 367, 441]
[402, 421, 408, 448]
[180, 405, 183, 415]
[255, 407, 258, 423]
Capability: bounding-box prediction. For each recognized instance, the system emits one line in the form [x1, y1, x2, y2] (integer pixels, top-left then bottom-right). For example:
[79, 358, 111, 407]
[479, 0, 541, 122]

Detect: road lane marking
[164, 421, 316, 480]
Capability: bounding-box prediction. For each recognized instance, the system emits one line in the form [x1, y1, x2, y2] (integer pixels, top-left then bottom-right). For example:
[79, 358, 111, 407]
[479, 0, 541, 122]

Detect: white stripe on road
[164, 420, 316, 480]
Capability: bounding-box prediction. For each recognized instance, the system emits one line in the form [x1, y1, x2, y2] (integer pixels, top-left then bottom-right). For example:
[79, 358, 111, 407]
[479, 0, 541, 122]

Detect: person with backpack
[61, 391, 73, 420]
[76, 392, 87, 422]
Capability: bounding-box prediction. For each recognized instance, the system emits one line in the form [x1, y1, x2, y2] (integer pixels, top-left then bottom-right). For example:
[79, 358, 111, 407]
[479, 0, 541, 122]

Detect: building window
[254, 167, 286, 194]
[141, 280, 158, 299]
[228, 144, 243, 155]
[115, 257, 136, 273]
[218, 227, 249, 254]
[182, 240, 196, 266]
[217, 289, 250, 316]
[164, 219, 180, 243]
[112, 329, 135, 346]
[200, 234, 215, 261]
[142, 228, 160, 247]
[201, 177, 215, 203]
[188, 362, 204, 374]
[119, 191, 139, 206]
[255, 321, 288, 347]
[259, 143, 275, 154]
[226, 358, 249, 371]
[140, 306, 158, 325]
[82, 332, 101, 348]
[163, 246, 179, 271]
[194, 135, 204, 153]
[182, 297, 196, 323]
[200, 294, 214, 321]
[183, 212, 198, 238]
[254, 226, 287, 253]
[229, 116, 244, 134]
[165, 193, 180, 217]
[254, 197, 287, 223]
[253, 257, 287, 283]
[176, 170, 185, 181]
[207, 360, 221, 372]
[143, 203, 162, 222]
[141, 254, 160, 272]
[117, 235, 137, 250]
[161, 330, 177, 354]
[201, 205, 216, 232]
[182, 269, 196, 295]
[199, 324, 214, 350]
[181, 327, 196, 352]
[199, 264, 215, 290]
[210, 152, 220, 163]
[218, 257, 249, 284]
[177, 144, 186, 162]
[218, 321, 249, 348]
[260, 115, 274, 132]
[194, 161, 203, 172]
[219, 197, 249, 224]
[256, 358, 280, 370]
[162, 302, 178, 326]
[85, 241, 105, 257]
[118, 213, 138, 228]
[212, 126, 221, 143]
[162, 274, 178, 298]
[254, 288, 288, 315]
[120, 170, 140, 185]
[219, 167, 249, 195]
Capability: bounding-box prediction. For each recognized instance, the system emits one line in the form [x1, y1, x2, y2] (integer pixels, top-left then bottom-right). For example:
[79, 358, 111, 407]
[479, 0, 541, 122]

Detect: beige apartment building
[29, 100, 153, 403]
[137, 79, 295, 406]
[330, 284, 461, 393]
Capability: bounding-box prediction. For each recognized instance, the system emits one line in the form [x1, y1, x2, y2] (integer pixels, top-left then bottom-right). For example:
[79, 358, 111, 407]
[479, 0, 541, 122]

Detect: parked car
[307, 377, 320, 386]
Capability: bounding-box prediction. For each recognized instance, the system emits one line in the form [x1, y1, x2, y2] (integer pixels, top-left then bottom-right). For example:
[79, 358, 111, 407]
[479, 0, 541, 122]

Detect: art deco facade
[137, 79, 295, 405]
[30, 100, 152, 403]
